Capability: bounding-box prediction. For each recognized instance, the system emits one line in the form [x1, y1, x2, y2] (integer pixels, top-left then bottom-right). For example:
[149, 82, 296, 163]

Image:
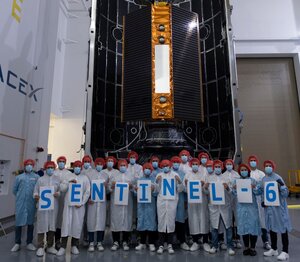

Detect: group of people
[10, 150, 292, 260]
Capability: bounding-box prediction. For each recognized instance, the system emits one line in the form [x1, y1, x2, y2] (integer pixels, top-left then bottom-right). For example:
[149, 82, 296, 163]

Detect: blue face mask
[130, 158, 136, 165]
[173, 163, 180, 170]
[96, 165, 103, 172]
[58, 162, 65, 170]
[250, 161, 257, 168]
[74, 167, 81, 175]
[215, 167, 222, 175]
[144, 169, 151, 176]
[240, 170, 248, 178]
[201, 158, 207, 165]
[46, 168, 54, 176]
[265, 166, 273, 175]
[152, 161, 158, 169]
[226, 164, 233, 171]
[25, 165, 33, 173]
[120, 166, 127, 173]
[107, 161, 114, 168]
[83, 163, 91, 169]
[192, 165, 199, 172]
[163, 167, 170, 173]
[181, 155, 188, 163]
[207, 167, 213, 174]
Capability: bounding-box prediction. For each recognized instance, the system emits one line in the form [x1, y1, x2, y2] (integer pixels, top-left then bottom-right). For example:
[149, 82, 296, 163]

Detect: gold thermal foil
[151, 3, 174, 120]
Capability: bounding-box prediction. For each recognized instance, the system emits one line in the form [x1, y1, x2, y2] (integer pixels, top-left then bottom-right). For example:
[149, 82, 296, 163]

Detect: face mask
[201, 158, 207, 165]
[74, 167, 81, 175]
[226, 164, 233, 171]
[25, 165, 33, 173]
[120, 166, 127, 173]
[173, 163, 180, 170]
[265, 166, 273, 175]
[83, 162, 91, 169]
[152, 161, 158, 169]
[181, 155, 188, 163]
[46, 168, 54, 176]
[240, 170, 248, 178]
[58, 162, 65, 170]
[96, 165, 103, 172]
[163, 167, 170, 173]
[192, 165, 199, 172]
[130, 158, 136, 165]
[250, 161, 257, 168]
[144, 169, 151, 176]
[207, 167, 213, 174]
[107, 161, 114, 168]
[215, 167, 222, 175]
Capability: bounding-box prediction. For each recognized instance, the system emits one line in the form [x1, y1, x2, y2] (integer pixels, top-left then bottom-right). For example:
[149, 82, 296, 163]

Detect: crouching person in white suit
[34, 161, 61, 257]
[56, 160, 90, 256]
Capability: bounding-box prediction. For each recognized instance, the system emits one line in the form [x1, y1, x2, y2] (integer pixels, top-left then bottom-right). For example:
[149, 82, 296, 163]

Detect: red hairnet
[44, 161, 56, 169]
[213, 160, 223, 169]
[263, 160, 276, 170]
[189, 158, 200, 166]
[179, 150, 190, 157]
[57, 156, 67, 163]
[143, 162, 153, 171]
[128, 151, 138, 160]
[206, 160, 214, 167]
[224, 159, 234, 169]
[106, 156, 117, 165]
[198, 152, 209, 160]
[73, 160, 82, 167]
[94, 157, 105, 166]
[248, 155, 259, 164]
[170, 156, 182, 163]
[150, 156, 160, 163]
[238, 163, 251, 174]
[24, 159, 35, 167]
[82, 155, 93, 163]
[118, 159, 128, 168]
[160, 159, 171, 168]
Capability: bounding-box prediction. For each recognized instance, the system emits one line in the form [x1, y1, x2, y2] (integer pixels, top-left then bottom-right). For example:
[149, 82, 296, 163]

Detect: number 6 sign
[264, 181, 280, 206]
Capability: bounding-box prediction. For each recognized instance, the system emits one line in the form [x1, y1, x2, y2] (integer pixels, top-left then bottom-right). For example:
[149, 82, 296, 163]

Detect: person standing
[34, 161, 61, 256]
[11, 159, 39, 252]
[262, 160, 292, 261]
[56, 161, 90, 256]
[248, 155, 271, 250]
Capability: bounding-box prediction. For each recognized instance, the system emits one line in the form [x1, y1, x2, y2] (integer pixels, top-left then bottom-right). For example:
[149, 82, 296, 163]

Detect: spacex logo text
[0, 64, 42, 102]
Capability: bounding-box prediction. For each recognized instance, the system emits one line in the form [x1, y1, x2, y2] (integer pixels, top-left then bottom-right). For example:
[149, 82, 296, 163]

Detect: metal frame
[224, 0, 242, 164]
[85, 0, 98, 155]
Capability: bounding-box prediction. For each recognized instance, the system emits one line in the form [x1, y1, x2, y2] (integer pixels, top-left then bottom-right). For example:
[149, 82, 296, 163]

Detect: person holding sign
[56, 161, 90, 256]
[184, 158, 210, 252]
[248, 155, 271, 250]
[11, 159, 39, 253]
[54, 156, 72, 250]
[198, 152, 210, 177]
[134, 163, 158, 252]
[232, 164, 260, 256]
[109, 159, 135, 251]
[150, 156, 161, 177]
[171, 156, 189, 251]
[86, 158, 108, 252]
[33, 161, 61, 257]
[223, 159, 242, 249]
[261, 160, 291, 261]
[179, 150, 192, 174]
[203, 160, 235, 256]
[156, 159, 183, 254]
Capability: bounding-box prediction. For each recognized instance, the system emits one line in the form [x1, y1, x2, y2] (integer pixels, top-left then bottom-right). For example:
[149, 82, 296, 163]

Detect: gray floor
[1, 199, 300, 262]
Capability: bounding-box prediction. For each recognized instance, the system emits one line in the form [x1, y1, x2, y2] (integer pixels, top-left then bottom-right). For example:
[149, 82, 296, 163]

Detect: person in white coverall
[86, 157, 108, 252]
[56, 161, 90, 256]
[179, 150, 192, 174]
[183, 158, 210, 253]
[53, 155, 72, 250]
[156, 159, 183, 255]
[204, 160, 235, 256]
[34, 161, 61, 257]
[198, 152, 209, 177]
[109, 159, 136, 251]
[223, 158, 242, 249]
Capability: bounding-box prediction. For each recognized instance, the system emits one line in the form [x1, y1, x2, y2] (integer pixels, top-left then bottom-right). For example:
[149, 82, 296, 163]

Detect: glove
[276, 179, 284, 186]
[261, 201, 266, 208]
